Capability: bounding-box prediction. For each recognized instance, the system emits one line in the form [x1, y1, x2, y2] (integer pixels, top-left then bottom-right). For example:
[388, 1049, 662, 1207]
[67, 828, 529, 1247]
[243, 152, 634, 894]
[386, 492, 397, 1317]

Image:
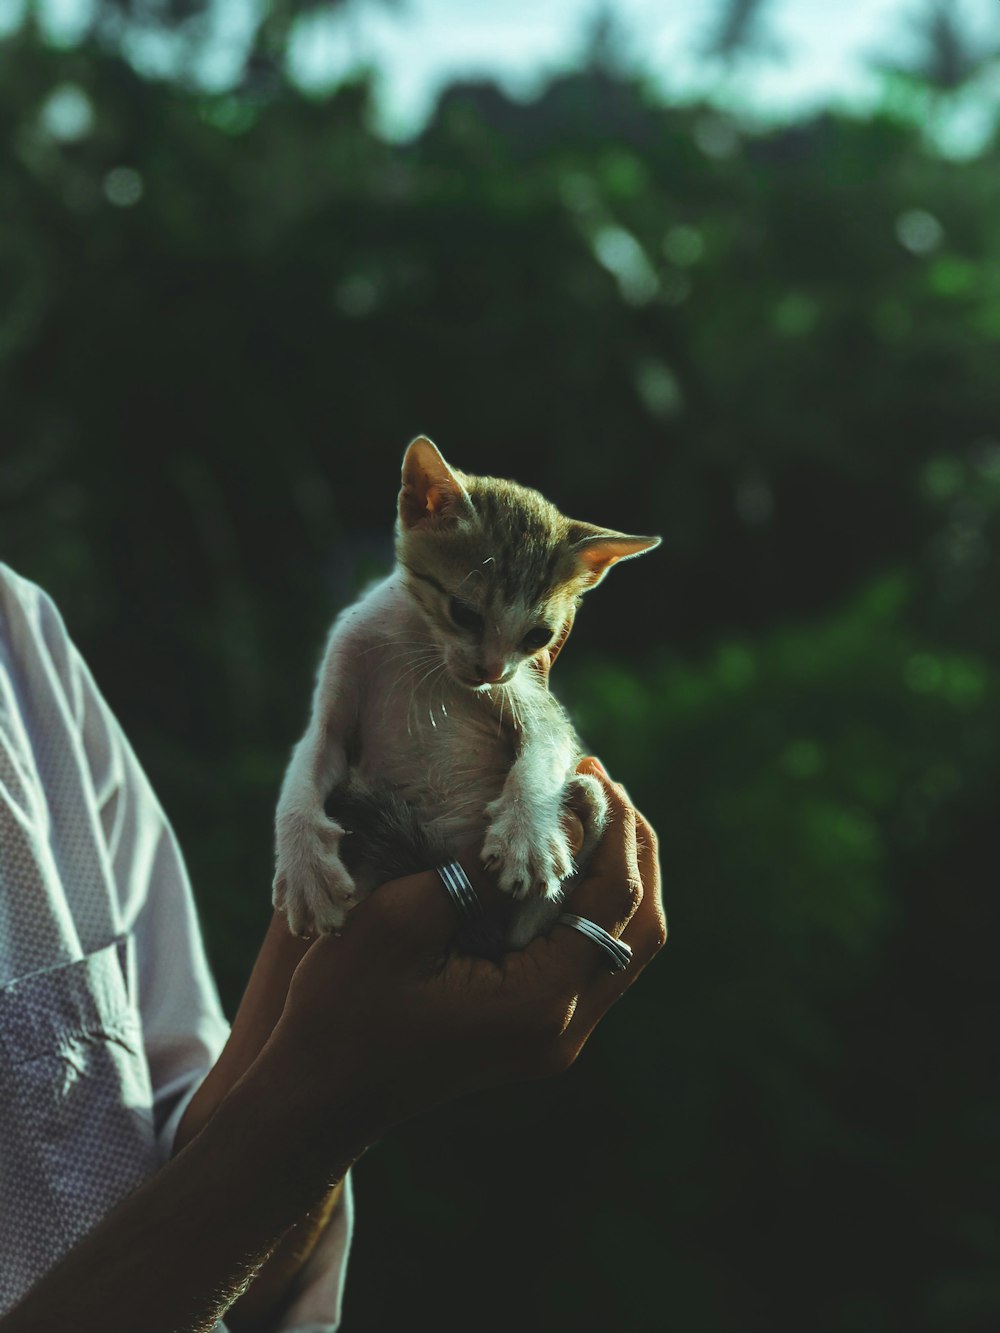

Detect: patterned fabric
[0, 565, 351, 1330]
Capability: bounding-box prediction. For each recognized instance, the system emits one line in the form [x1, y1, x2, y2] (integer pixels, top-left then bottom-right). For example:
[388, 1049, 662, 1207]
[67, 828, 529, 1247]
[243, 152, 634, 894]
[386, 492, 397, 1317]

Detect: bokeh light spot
[896, 208, 943, 256]
[634, 358, 683, 419]
[103, 167, 143, 207]
[600, 150, 646, 200]
[40, 83, 94, 142]
[773, 292, 819, 337]
[592, 226, 658, 306]
[928, 257, 977, 297]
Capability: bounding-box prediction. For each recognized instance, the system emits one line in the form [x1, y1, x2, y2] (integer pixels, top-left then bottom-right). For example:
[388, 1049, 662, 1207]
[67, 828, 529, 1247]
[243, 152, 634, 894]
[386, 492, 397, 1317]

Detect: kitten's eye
[521, 626, 553, 652]
[449, 597, 484, 634]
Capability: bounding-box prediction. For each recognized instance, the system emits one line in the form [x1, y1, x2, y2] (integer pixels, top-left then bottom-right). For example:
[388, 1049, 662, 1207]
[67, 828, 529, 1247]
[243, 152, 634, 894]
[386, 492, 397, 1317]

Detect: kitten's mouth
[453, 671, 511, 691]
[458, 676, 495, 691]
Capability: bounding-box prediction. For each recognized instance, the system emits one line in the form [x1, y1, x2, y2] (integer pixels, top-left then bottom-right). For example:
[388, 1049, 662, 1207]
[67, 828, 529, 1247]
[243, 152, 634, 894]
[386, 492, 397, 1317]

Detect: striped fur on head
[395, 436, 659, 690]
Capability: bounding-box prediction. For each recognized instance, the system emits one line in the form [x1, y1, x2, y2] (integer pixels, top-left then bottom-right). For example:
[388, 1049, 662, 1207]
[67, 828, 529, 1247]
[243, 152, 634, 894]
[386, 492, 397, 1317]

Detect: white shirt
[0, 565, 352, 1331]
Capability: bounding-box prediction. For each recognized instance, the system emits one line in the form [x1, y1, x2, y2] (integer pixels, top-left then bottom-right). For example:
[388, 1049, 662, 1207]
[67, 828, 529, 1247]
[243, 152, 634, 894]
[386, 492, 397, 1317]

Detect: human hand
[271, 760, 665, 1141]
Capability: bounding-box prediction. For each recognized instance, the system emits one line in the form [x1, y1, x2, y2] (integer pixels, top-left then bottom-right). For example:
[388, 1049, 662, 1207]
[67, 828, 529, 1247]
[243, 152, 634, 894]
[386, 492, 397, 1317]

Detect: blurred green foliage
[1, 10, 999, 1331]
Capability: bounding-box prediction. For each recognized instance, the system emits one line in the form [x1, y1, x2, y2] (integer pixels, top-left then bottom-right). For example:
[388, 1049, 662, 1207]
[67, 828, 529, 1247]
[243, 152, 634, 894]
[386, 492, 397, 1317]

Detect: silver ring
[557, 914, 632, 973]
[435, 861, 483, 928]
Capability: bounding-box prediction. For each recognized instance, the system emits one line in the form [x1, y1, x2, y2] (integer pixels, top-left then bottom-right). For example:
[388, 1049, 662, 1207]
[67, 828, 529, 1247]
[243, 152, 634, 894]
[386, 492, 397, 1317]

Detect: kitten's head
[395, 436, 660, 691]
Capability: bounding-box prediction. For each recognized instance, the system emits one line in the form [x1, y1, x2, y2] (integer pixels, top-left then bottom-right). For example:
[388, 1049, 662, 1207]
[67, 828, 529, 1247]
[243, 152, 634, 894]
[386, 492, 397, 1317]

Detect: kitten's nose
[474, 664, 506, 684]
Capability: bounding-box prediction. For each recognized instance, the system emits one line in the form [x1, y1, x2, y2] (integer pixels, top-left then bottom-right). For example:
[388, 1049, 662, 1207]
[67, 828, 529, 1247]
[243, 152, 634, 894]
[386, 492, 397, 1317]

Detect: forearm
[1, 1038, 363, 1333]
[176, 911, 312, 1148]
[503, 712, 576, 805]
[175, 911, 344, 1332]
[225, 1183, 345, 1333]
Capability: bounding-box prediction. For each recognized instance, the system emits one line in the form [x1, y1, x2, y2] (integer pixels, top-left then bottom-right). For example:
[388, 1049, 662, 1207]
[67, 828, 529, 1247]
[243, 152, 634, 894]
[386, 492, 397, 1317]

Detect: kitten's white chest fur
[351, 573, 519, 842]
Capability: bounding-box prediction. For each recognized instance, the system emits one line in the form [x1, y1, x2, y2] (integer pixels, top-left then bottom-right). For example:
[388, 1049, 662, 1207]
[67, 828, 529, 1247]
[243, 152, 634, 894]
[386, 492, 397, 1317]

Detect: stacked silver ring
[558, 913, 632, 972]
[435, 861, 484, 928]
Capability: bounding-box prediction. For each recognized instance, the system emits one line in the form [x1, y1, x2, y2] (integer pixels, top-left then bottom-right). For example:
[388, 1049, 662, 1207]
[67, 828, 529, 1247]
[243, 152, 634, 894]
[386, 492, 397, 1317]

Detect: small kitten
[273, 437, 659, 947]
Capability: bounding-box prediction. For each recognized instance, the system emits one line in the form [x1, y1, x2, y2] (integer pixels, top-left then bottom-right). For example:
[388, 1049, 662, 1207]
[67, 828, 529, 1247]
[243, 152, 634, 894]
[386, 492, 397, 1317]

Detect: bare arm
[172, 913, 343, 1333]
[2, 764, 664, 1333]
[0, 1031, 361, 1333]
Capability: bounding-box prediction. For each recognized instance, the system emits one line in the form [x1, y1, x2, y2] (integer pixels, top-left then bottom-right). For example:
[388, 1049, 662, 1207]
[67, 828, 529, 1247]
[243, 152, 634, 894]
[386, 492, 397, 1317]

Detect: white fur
[273, 571, 601, 939]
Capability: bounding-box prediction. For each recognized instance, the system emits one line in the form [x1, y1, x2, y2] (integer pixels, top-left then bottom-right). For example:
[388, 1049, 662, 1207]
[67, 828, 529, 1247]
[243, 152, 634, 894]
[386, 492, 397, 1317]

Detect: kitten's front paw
[273, 816, 359, 936]
[481, 799, 575, 901]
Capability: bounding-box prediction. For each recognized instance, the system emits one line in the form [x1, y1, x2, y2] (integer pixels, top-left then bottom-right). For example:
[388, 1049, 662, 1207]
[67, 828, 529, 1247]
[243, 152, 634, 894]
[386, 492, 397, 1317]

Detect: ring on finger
[435, 861, 484, 928]
[558, 913, 633, 972]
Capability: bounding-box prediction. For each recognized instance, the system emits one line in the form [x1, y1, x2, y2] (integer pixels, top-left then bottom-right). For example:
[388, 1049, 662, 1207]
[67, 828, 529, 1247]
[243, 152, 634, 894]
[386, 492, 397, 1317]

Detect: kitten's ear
[568, 523, 661, 589]
[399, 436, 472, 529]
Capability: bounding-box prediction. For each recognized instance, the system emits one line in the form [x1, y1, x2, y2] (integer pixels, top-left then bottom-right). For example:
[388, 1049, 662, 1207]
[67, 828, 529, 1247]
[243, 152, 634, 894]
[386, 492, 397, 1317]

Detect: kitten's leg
[505, 773, 609, 948]
[274, 634, 362, 935]
[481, 729, 577, 902]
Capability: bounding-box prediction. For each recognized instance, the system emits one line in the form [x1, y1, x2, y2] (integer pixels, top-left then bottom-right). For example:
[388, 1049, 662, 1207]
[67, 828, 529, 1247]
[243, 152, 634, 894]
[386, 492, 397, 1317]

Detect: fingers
[634, 809, 665, 949]
[350, 756, 662, 1000]
[564, 804, 665, 1041]
[520, 777, 642, 984]
[561, 809, 586, 858]
[352, 839, 519, 962]
[564, 776, 642, 938]
[603, 808, 664, 978]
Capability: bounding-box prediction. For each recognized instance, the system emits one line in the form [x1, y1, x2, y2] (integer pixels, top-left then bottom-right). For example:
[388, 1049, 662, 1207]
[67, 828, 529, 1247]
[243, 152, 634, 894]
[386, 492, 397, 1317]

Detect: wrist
[175, 913, 314, 1153]
[236, 1020, 377, 1174]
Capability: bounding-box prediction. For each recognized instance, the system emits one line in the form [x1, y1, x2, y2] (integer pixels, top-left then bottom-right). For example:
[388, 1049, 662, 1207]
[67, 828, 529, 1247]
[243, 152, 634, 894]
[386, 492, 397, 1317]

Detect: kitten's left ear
[399, 436, 473, 530]
[569, 524, 661, 589]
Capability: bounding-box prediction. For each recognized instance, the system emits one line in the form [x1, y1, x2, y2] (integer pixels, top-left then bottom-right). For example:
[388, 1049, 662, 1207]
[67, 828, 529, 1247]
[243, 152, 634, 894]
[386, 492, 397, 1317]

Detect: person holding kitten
[0, 451, 664, 1332]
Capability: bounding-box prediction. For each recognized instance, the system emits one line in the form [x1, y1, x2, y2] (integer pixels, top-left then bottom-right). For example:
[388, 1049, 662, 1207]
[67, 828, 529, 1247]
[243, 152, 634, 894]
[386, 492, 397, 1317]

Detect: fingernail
[583, 756, 609, 779]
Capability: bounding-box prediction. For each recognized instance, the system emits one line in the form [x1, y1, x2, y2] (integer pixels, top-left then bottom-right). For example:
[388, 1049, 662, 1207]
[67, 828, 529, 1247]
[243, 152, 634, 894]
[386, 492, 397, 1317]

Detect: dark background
[2, 1, 999, 1329]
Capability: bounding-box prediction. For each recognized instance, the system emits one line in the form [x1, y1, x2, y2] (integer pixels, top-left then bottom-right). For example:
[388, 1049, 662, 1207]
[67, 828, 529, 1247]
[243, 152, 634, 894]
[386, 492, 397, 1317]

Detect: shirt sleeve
[23, 573, 353, 1330]
[50, 601, 232, 1163]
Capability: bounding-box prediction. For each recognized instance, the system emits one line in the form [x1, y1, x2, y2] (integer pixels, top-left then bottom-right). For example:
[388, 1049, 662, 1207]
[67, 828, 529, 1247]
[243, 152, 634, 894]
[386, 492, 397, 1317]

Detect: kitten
[273, 437, 659, 947]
